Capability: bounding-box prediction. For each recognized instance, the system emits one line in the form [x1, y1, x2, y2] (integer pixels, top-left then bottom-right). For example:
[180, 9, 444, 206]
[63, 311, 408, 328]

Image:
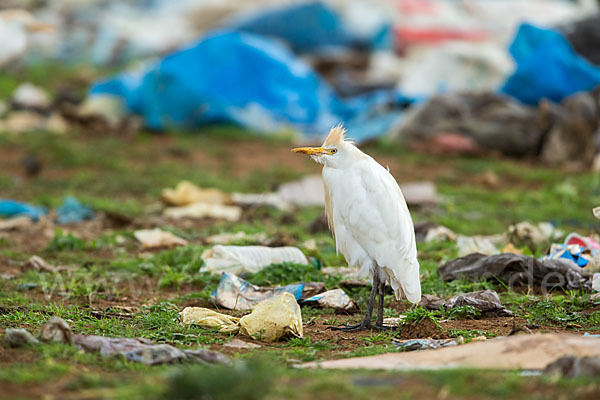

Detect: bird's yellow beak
[292, 146, 330, 155]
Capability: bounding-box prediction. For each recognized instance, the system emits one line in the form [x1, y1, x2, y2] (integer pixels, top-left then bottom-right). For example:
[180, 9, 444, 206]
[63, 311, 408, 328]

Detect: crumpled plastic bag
[74, 334, 228, 365]
[0, 199, 46, 221]
[201, 245, 309, 275]
[181, 293, 304, 342]
[419, 290, 513, 317]
[39, 316, 73, 344]
[239, 293, 303, 342]
[161, 181, 231, 206]
[134, 228, 188, 250]
[438, 253, 593, 291]
[210, 272, 325, 311]
[393, 337, 463, 352]
[55, 196, 95, 225]
[300, 289, 357, 312]
[457, 236, 499, 257]
[163, 202, 241, 221]
[179, 307, 240, 333]
[544, 356, 600, 378]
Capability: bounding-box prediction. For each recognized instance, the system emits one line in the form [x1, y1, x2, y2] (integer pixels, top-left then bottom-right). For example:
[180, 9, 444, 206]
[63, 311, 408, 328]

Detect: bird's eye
[331, 149, 337, 154]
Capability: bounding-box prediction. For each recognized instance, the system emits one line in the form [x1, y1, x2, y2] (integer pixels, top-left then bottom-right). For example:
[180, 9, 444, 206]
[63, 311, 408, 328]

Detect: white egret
[292, 125, 421, 331]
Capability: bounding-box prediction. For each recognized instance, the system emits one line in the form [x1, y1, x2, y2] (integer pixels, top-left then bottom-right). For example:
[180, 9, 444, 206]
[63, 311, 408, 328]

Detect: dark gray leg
[328, 269, 380, 332]
[374, 277, 385, 328]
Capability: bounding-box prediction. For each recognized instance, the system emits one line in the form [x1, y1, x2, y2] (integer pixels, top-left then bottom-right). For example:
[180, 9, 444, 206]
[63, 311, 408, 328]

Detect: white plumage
[293, 125, 421, 330]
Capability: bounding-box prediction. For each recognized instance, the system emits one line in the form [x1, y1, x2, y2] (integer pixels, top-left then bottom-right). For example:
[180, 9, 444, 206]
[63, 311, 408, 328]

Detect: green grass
[2, 87, 600, 398]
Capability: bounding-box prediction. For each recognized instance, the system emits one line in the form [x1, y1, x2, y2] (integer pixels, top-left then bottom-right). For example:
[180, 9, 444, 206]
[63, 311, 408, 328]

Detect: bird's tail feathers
[385, 259, 421, 304]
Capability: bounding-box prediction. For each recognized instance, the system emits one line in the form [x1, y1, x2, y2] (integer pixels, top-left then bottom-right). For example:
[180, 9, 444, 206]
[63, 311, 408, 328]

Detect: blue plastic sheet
[91, 30, 404, 141]
[55, 196, 95, 225]
[227, 1, 391, 53]
[0, 199, 46, 221]
[501, 23, 600, 105]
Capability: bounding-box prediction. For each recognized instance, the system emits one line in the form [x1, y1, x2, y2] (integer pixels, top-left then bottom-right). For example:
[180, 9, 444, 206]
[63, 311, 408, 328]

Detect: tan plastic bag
[179, 307, 240, 333]
[239, 293, 303, 342]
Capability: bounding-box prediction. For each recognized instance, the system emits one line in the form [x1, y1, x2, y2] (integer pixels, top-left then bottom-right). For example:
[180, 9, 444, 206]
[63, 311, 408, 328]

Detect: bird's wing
[332, 160, 421, 303]
[323, 179, 334, 237]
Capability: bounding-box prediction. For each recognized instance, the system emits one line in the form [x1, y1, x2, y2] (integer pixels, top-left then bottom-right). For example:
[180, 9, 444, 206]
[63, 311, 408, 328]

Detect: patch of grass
[164, 359, 275, 400]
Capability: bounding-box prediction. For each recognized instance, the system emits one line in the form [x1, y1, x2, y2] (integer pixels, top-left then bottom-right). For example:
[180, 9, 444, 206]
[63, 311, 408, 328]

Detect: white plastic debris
[134, 228, 188, 250]
[593, 207, 600, 220]
[39, 316, 73, 344]
[205, 231, 268, 245]
[201, 245, 309, 275]
[301, 289, 357, 312]
[163, 202, 242, 221]
[25, 255, 58, 273]
[424, 226, 457, 242]
[277, 175, 325, 207]
[0, 216, 32, 231]
[223, 338, 261, 349]
[12, 82, 50, 109]
[161, 181, 231, 206]
[457, 235, 499, 257]
[593, 273, 600, 293]
[4, 328, 40, 347]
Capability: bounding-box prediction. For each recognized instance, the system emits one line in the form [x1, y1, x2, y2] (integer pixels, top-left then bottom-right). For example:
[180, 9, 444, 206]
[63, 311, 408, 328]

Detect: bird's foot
[327, 323, 392, 332]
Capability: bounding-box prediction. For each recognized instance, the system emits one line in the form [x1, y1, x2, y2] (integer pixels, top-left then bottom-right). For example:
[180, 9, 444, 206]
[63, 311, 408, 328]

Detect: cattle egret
[292, 125, 421, 331]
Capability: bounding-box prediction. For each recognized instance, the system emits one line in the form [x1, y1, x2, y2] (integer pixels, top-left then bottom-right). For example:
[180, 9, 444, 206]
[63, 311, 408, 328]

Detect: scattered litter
[382, 317, 405, 328]
[419, 290, 513, 317]
[457, 236, 499, 257]
[74, 334, 228, 365]
[399, 181, 439, 206]
[424, 226, 457, 243]
[182, 293, 304, 342]
[322, 266, 369, 284]
[501, 23, 600, 105]
[91, 30, 402, 141]
[25, 255, 59, 273]
[12, 82, 50, 110]
[55, 196, 95, 224]
[0, 199, 46, 221]
[210, 272, 325, 311]
[201, 245, 309, 276]
[543, 244, 590, 267]
[231, 192, 290, 211]
[508, 222, 560, 249]
[39, 316, 73, 344]
[161, 181, 231, 206]
[276, 175, 326, 207]
[239, 293, 303, 342]
[302, 334, 600, 371]
[205, 232, 268, 245]
[300, 289, 357, 312]
[179, 307, 240, 333]
[592, 273, 600, 292]
[393, 337, 463, 352]
[163, 202, 242, 221]
[4, 328, 40, 347]
[439, 253, 593, 291]
[0, 216, 32, 231]
[223, 338, 261, 350]
[593, 207, 600, 220]
[394, 92, 541, 159]
[544, 356, 600, 378]
[565, 233, 600, 251]
[134, 228, 188, 250]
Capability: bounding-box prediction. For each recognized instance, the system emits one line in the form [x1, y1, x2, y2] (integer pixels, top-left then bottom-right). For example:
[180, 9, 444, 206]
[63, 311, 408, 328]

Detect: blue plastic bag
[501, 23, 600, 105]
[55, 196, 95, 224]
[91, 30, 404, 141]
[227, 1, 391, 53]
[0, 200, 47, 221]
